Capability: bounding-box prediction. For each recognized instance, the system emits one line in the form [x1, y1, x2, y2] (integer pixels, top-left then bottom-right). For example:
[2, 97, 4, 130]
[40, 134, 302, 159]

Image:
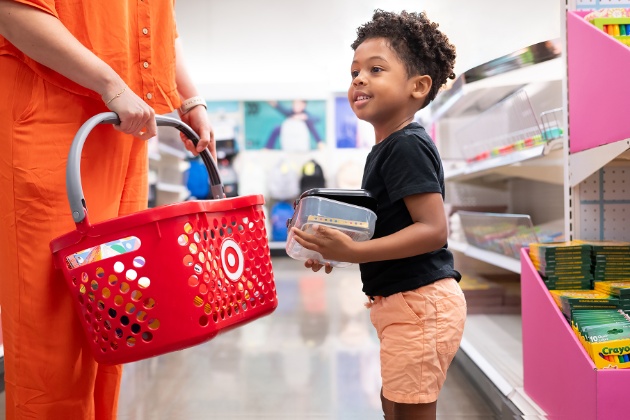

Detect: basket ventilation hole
[183, 255, 194, 266]
[114, 295, 124, 306]
[184, 222, 193, 234]
[88, 292, 95, 302]
[114, 262, 125, 273]
[127, 337, 136, 347]
[126, 270, 137, 281]
[97, 301, 105, 311]
[212, 313, 218, 322]
[199, 284, 208, 295]
[178, 234, 189, 246]
[82, 272, 89, 283]
[199, 315, 209, 327]
[108, 275, 118, 286]
[125, 303, 136, 314]
[131, 323, 141, 334]
[95, 312, 103, 322]
[104, 320, 112, 330]
[188, 275, 199, 287]
[194, 232, 201, 243]
[143, 298, 155, 309]
[120, 316, 130, 326]
[132, 256, 146, 268]
[148, 319, 160, 330]
[102, 287, 111, 299]
[189, 243, 198, 254]
[96, 267, 105, 278]
[138, 277, 151, 289]
[120, 283, 130, 293]
[108, 308, 117, 318]
[115, 328, 123, 339]
[131, 290, 142, 301]
[72, 277, 78, 286]
[78, 294, 84, 305]
[111, 342, 118, 351]
[142, 331, 153, 342]
[137, 311, 147, 322]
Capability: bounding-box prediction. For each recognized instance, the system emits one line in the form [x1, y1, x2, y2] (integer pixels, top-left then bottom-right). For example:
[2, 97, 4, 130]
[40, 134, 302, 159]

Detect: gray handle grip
[68, 112, 224, 224]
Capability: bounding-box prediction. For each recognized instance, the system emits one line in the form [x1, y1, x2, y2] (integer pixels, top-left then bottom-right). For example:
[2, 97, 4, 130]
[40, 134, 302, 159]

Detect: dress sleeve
[381, 134, 442, 203]
[12, 0, 58, 18]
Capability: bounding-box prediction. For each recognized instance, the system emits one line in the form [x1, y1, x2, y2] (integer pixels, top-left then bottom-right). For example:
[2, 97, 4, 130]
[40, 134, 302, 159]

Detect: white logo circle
[221, 239, 244, 281]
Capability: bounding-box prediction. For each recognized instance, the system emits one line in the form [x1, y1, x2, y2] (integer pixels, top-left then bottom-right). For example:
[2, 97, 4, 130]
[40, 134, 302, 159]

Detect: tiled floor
[1, 257, 496, 419]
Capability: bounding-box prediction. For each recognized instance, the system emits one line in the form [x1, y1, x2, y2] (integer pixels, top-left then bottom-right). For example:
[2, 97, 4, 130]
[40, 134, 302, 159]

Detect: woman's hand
[291, 225, 361, 264]
[179, 106, 216, 160]
[304, 259, 333, 274]
[103, 85, 157, 140]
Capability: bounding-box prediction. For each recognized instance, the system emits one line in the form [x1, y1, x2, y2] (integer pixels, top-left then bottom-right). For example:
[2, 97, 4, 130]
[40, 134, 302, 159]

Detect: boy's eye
[371, 67, 383, 73]
[351, 70, 359, 78]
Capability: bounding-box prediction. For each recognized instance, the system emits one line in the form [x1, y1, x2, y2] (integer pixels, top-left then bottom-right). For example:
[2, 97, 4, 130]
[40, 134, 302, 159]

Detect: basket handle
[68, 112, 225, 226]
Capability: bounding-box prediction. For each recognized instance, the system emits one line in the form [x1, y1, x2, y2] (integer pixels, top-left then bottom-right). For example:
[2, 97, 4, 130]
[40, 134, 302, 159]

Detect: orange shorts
[369, 278, 467, 404]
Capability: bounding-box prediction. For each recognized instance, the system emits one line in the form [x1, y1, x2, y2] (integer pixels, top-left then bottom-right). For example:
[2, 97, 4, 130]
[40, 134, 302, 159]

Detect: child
[290, 10, 466, 420]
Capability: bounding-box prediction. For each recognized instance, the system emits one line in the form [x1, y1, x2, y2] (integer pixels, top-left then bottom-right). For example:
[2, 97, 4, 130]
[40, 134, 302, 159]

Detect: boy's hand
[305, 259, 333, 274]
[291, 225, 360, 264]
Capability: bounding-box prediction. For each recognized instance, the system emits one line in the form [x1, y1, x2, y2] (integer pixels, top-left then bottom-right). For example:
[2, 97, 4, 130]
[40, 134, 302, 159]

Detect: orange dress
[0, 1, 180, 418]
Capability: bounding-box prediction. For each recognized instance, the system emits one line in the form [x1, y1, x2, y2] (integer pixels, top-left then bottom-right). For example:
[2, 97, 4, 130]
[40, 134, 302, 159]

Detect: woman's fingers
[106, 86, 157, 139]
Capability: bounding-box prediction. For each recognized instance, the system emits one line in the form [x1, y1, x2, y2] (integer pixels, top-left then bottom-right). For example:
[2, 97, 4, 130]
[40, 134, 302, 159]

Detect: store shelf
[569, 138, 630, 187]
[269, 241, 286, 250]
[156, 182, 189, 194]
[158, 142, 188, 160]
[448, 240, 521, 273]
[459, 314, 546, 417]
[521, 248, 630, 418]
[445, 139, 564, 185]
[568, 11, 630, 154]
[148, 151, 161, 162]
[429, 43, 562, 123]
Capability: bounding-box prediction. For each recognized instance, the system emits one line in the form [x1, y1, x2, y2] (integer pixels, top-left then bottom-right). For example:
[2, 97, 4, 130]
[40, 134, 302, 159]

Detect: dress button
[142, 28, 149, 35]
[143, 62, 149, 69]
[146, 93, 153, 100]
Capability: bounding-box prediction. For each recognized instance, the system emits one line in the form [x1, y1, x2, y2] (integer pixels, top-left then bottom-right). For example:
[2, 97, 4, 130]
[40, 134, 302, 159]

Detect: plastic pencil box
[285, 188, 377, 267]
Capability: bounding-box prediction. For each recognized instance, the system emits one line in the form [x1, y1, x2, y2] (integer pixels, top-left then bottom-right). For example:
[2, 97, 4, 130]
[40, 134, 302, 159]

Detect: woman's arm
[0, 0, 156, 139]
[175, 38, 215, 159]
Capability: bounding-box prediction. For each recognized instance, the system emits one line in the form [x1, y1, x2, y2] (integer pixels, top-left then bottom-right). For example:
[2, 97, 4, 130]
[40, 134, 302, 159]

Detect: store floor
[0, 257, 496, 419]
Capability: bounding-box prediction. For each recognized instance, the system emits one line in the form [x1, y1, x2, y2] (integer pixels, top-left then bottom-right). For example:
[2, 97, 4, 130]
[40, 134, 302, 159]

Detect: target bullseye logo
[221, 239, 244, 281]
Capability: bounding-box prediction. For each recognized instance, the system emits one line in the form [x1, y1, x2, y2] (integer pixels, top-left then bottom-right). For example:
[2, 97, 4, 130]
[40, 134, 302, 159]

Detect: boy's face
[348, 37, 421, 128]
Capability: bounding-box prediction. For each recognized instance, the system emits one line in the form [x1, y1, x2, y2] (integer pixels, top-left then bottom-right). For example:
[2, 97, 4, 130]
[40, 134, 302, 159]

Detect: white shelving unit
[430, 39, 567, 417]
[438, 2, 630, 417]
[148, 114, 192, 207]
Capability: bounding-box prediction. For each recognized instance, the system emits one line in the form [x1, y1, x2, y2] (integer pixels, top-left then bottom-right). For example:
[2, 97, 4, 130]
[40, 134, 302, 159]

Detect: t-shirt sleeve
[12, 0, 58, 18]
[381, 134, 442, 203]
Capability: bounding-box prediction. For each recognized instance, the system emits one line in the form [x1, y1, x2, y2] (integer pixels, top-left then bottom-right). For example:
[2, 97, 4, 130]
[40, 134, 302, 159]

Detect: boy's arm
[291, 192, 447, 264]
[356, 192, 447, 262]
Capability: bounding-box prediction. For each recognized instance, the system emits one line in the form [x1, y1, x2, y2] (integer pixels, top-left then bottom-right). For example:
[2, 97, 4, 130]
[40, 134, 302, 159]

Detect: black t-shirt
[360, 122, 460, 297]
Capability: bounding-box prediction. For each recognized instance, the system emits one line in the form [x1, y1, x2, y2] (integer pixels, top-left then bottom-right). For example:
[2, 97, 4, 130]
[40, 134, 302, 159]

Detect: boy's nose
[353, 74, 366, 86]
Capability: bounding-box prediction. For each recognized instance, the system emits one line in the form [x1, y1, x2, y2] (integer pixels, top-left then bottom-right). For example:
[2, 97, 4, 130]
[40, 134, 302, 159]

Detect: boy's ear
[411, 75, 432, 100]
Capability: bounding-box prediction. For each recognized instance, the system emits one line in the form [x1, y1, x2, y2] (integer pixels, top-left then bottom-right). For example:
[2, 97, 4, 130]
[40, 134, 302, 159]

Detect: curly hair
[351, 10, 456, 105]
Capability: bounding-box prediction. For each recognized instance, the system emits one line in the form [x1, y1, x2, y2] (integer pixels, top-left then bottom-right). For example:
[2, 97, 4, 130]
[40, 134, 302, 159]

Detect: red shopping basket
[50, 113, 277, 365]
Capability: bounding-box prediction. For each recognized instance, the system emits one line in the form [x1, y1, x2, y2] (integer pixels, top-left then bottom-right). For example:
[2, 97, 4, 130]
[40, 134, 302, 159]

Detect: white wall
[175, 0, 561, 100]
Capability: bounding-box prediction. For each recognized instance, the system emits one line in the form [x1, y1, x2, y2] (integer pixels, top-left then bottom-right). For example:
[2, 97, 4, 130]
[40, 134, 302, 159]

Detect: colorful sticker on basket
[306, 215, 368, 229]
[66, 237, 141, 269]
[221, 238, 244, 282]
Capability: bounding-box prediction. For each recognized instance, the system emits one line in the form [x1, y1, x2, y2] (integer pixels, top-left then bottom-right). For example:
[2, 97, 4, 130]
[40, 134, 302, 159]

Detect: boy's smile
[348, 37, 430, 142]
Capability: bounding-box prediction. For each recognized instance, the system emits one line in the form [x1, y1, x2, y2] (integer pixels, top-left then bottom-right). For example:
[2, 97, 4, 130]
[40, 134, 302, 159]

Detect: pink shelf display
[521, 248, 630, 419]
[567, 11, 630, 154]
